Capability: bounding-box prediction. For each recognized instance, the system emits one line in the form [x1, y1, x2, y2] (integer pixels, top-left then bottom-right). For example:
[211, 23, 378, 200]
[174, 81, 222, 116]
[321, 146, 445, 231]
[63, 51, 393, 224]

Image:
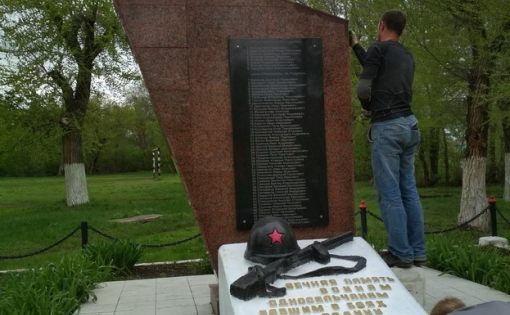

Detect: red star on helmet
[267, 229, 284, 244]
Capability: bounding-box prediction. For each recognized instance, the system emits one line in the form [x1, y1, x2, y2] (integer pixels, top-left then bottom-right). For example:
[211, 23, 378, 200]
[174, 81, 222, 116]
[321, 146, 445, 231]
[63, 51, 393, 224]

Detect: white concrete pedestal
[218, 237, 427, 315]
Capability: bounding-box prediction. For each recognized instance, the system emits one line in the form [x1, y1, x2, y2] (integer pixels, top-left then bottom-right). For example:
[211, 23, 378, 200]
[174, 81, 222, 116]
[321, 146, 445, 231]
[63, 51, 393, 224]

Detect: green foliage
[192, 252, 214, 275]
[427, 236, 510, 294]
[0, 90, 174, 176]
[83, 240, 143, 275]
[82, 92, 174, 175]
[300, 0, 510, 186]
[0, 255, 110, 315]
[0, 95, 62, 176]
[352, 116, 373, 181]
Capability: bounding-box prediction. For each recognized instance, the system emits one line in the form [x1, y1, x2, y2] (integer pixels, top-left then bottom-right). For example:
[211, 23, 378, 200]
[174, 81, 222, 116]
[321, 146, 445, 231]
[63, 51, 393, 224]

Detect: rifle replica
[230, 231, 366, 301]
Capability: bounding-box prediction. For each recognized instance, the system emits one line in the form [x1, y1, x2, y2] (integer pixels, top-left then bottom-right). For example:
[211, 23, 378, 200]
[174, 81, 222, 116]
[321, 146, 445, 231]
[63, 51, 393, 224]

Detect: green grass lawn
[0, 172, 205, 270]
[1, 173, 509, 271]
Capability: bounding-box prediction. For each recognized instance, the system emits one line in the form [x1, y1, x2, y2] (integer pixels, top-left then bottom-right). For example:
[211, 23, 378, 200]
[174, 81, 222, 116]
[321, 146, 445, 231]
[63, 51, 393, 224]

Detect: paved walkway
[422, 268, 510, 311]
[78, 275, 215, 315]
[78, 268, 510, 315]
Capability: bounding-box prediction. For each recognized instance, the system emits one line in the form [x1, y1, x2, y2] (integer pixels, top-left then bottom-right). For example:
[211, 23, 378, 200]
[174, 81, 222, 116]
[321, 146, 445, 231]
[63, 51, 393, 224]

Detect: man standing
[350, 10, 426, 268]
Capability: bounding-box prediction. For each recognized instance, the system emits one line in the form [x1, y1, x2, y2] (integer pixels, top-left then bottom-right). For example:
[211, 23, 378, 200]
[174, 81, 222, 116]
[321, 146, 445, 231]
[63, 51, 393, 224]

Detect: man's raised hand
[348, 30, 359, 47]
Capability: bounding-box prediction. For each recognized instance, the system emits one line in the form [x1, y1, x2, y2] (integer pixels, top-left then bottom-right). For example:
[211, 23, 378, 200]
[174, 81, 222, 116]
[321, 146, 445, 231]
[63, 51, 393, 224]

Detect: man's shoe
[380, 251, 413, 269]
[413, 257, 427, 267]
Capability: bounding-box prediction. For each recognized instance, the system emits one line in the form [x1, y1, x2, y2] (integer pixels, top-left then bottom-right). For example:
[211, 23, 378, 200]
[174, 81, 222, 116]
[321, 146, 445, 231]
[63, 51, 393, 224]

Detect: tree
[494, 73, 510, 201]
[0, 0, 134, 206]
[504, 112, 510, 200]
[80, 88, 174, 175]
[301, 0, 510, 229]
[122, 87, 175, 174]
[446, 1, 510, 229]
[491, 28, 510, 200]
[295, 0, 351, 17]
[400, 0, 510, 229]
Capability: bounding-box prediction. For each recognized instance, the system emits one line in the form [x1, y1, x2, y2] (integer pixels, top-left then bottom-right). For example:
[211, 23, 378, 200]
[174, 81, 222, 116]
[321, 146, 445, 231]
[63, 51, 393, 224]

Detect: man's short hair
[430, 297, 465, 315]
[381, 10, 406, 36]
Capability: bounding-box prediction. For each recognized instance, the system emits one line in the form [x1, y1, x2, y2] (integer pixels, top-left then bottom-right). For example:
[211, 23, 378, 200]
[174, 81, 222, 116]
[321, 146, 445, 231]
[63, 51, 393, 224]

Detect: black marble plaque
[230, 38, 328, 230]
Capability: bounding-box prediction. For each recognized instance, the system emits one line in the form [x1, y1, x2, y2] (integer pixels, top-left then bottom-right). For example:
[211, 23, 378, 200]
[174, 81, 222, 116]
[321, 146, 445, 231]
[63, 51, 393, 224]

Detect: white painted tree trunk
[65, 163, 89, 206]
[459, 156, 489, 230]
[504, 153, 510, 201]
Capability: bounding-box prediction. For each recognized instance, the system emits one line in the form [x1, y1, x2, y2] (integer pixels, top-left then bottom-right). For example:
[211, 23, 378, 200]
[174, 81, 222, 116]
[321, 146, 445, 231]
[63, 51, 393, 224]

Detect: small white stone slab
[110, 214, 162, 223]
[219, 237, 427, 315]
[478, 236, 509, 248]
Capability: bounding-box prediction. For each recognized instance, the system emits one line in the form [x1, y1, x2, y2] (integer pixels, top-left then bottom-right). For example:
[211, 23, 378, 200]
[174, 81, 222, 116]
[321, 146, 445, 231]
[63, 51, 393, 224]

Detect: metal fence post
[152, 147, 161, 179]
[81, 221, 89, 248]
[488, 196, 498, 237]
[359, 200, 368, 240]
[152, 149, 156, 179]
[157, 147, 161, 178]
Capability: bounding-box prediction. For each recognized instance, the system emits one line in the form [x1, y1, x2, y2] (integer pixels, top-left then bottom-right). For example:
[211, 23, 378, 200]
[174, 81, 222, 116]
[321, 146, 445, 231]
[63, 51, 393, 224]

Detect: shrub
[192, 251, 213, 275]
[0, 255, 109, 315]
[83, 240, 143, 275]
[427, 236, 510, 294]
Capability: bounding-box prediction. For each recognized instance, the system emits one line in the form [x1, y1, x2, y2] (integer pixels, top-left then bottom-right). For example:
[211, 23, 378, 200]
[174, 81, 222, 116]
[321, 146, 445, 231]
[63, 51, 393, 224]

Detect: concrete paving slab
[190, 285, 212, 298]
[156, 291, 193, 300]
[188, 274, 216, 286]
[156, 305, 197, 315]
[194, 296, 212, 305]
[196, 303, 215, 315]
[78, 269, 510, 315]
[156, 297, 195, 309]
[421, 267, 510, 312]
[79, 303, 117, 314]
[115, 311, 155, 315]
[115, 302, 155, 312]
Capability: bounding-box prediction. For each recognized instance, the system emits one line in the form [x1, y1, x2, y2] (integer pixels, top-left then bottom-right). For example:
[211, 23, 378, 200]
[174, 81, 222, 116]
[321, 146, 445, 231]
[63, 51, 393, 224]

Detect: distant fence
[0, 223, 201, 260]
[152, 147, 161, 179]
[355, 196, 510, 240]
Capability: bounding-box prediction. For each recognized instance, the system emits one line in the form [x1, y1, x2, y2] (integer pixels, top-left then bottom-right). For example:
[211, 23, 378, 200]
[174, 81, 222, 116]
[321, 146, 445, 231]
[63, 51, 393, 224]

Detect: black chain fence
[0, 226, 80, 260]
[425, 206, 489, 235]
[0, 223, 202, 260]
[361, 206, 490, 234]
[2, 199, 509, 260]
[356, 198, 510, 239]
[497, 208, 510, 226]
[88, 225, 202, 248]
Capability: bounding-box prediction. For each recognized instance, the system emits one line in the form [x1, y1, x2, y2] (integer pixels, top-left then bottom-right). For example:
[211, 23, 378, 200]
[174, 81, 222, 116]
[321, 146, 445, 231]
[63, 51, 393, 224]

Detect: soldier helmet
[244, 216, 300, 264]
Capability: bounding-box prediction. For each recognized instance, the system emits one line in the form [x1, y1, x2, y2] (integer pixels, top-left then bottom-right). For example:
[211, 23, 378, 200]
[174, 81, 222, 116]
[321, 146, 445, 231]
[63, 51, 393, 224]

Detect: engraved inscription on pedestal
[258, 277, 393, 315]
[230, 38, 328, 229]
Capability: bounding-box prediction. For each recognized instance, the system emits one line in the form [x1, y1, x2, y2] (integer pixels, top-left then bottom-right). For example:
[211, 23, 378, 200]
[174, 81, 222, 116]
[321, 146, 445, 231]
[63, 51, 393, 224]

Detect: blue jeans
[371, 115, 426, 262]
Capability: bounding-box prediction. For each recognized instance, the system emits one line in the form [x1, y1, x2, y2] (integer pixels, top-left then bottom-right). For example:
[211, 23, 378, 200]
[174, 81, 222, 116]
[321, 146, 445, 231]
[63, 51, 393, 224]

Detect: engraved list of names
[230, 38, 328, 229]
